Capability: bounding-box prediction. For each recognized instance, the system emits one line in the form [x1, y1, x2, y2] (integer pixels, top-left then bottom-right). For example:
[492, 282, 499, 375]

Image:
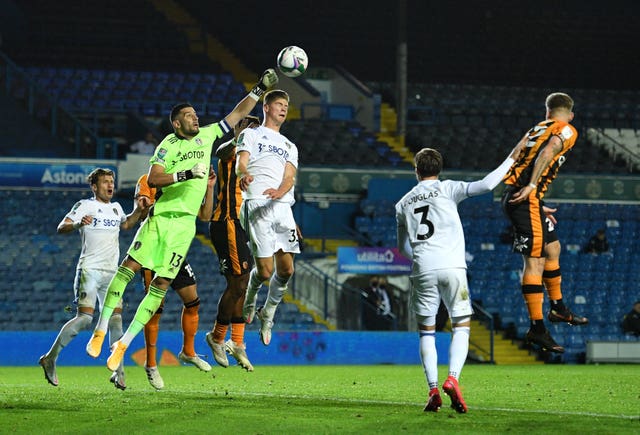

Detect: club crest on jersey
[154, 148, 168, 163]
[195, 138, 203, 146]
[113, 208, 119, 215]
[284, 141, 292, 149]
[460, 287, 469, 300]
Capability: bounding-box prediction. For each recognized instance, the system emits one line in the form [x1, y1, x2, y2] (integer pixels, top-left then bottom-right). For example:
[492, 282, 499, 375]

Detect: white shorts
[410, 268, 473, 319]
[240, 199, 300, 258]
[73, 268, 123, 311]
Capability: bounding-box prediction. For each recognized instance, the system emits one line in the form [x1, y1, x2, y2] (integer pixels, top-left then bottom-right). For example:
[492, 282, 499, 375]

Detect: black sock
[530, 319, 546, 334]
[550, 299, 566, 312]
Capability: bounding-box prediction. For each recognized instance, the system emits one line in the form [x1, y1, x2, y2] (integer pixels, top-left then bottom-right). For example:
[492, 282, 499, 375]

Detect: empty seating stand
[0, 188, 327, 332]
[351, 195, 640, 362]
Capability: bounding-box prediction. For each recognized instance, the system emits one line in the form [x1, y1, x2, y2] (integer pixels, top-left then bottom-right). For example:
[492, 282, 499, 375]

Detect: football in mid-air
[276, 46, 308, 78]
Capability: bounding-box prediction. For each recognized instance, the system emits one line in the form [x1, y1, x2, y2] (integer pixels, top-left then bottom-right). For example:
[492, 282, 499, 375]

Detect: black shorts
[141, 260, 196, 291]
[209, 219, 253, 276]
[501, 186, 558, 258]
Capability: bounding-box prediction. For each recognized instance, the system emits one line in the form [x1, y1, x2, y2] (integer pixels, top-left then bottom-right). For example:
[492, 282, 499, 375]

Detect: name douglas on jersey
[401, 190, 439, 207]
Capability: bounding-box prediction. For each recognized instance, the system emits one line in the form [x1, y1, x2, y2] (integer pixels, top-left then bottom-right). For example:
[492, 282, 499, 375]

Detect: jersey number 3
[414, 205, 434, 240]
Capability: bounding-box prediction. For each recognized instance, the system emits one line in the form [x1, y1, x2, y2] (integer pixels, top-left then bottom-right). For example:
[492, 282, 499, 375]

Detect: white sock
[263, 274, 289, 318]
[108, 313, 124, 346]
[248, 268, 263, 293]
[47, 313, 92, 360]
[419, 330, 439, 390]
[448, 326, 470, 379]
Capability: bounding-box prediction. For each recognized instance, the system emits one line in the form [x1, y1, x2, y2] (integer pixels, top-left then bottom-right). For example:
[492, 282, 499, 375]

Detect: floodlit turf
[1, 364, 638, 434]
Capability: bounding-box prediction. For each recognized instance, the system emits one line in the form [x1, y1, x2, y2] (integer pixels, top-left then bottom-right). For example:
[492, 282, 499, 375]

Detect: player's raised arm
[57, 214, 92, 234]
[198, 166, 216, 222]
[217, 115, 260, 161]
[508, 135, 563, 204]
[236, 150, 253, 191]
[223, 69, 278, 129]
[147, 162, 208, 188]
[120, 196, 150, 230]
[467, 138, 526, 197]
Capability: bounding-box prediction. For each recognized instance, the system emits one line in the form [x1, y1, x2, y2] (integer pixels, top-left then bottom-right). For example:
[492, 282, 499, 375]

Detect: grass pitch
[1, 364, 638, 434]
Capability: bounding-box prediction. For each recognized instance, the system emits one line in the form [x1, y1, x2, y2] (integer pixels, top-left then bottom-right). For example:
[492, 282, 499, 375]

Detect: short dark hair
[243, 115, 260, 124]
[87, 168, 114, 185]
[264, 89, 289, 105]
[169, 102, 193, 123]
[545, 93, 574, 113]
[414, 148, 443, 178]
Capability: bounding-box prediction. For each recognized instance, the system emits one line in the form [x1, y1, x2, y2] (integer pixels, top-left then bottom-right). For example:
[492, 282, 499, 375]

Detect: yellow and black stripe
[503, 119, 577, 199]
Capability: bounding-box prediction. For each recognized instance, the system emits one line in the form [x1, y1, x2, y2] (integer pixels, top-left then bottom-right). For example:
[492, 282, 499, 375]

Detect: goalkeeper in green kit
[86, 69, 279, 371]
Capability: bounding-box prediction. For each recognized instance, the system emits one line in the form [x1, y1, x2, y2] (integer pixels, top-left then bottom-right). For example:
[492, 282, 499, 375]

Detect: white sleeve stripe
[219, 119, 231, 134]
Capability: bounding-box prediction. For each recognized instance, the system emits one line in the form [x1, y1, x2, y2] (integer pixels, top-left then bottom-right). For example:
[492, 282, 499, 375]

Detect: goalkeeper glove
[249, 69, 279, 101]
[173, 163, 208, 183]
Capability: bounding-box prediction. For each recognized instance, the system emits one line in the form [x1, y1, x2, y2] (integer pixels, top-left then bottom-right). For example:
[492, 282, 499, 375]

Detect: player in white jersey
[395, 141, 524, 413]
[236, 89, 301, 346]
[39, 168, 147, 390]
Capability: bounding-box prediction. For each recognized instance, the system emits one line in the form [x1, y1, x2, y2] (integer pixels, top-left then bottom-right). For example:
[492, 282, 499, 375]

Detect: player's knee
[451, 316, 471, 327]
[151, 276, 172, 290]
[184, 297, 200, 309]
[417, 314, 437, 328]
[545, 240, 561, 258]
[76, 312, 93, 330]
[277, 265, 294, 280]
[229, 284, 245, 299]
[256, 268, 273, 282]
[227, 275, 249, 297]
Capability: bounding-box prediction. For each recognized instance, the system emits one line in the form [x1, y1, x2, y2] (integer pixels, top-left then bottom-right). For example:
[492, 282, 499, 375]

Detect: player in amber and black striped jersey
[501, 92, 588, 355]
[205, 115, 260, 372]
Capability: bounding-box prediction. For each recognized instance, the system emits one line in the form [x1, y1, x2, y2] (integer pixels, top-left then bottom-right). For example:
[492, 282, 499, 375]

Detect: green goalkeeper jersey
[150, 123, 227, 216]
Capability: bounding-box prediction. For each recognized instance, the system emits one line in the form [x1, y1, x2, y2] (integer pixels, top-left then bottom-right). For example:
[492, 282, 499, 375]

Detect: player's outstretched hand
[543, 205, 558, 225]
[206, 165, 216, 188]
[137, 195, 152, 211]
[239, 174, 253, 191]
[250, 69, 279, 100]
[259, 68, 279, 90]
[191, 162, 208, 179]
[508, 186, 533, 204]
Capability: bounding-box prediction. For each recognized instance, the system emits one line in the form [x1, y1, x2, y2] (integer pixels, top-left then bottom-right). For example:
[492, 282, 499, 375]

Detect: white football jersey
[395, 179, 471, 275]
[236, 125, 298, 205]
[65, 197, 126, 271]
